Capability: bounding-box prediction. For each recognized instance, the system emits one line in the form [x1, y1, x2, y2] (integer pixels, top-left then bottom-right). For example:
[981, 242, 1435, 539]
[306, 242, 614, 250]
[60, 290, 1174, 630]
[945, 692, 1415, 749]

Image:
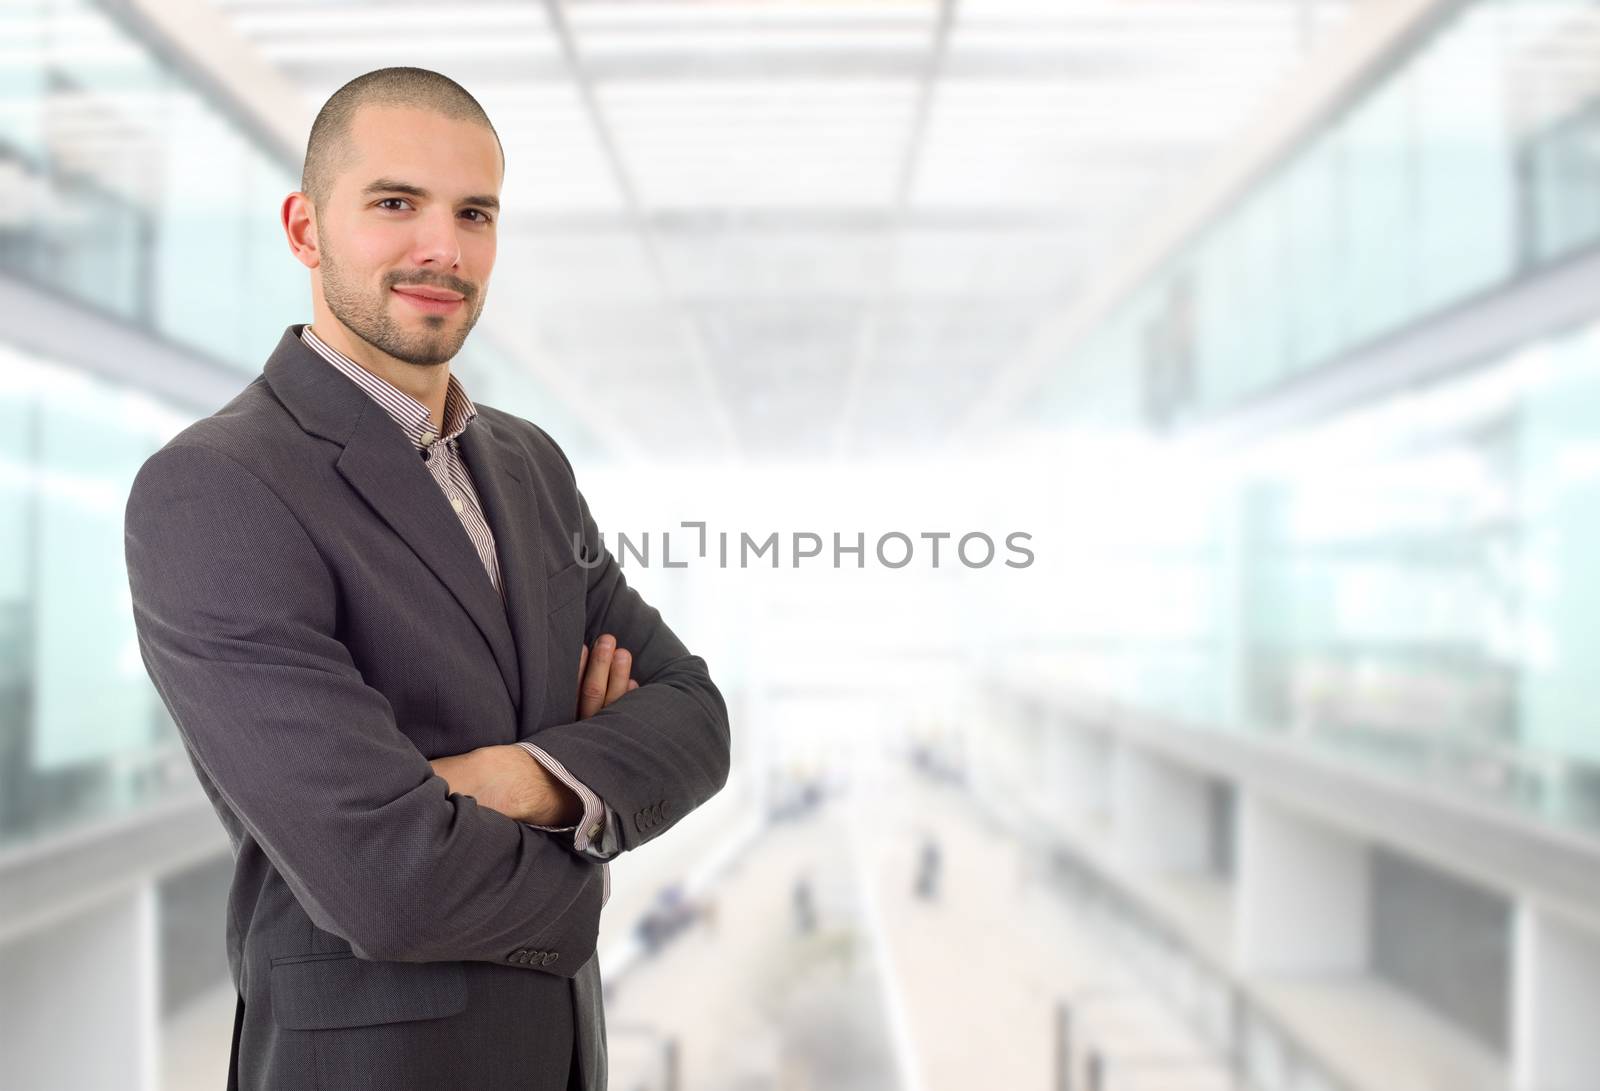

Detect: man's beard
[320, 244, 483, 367]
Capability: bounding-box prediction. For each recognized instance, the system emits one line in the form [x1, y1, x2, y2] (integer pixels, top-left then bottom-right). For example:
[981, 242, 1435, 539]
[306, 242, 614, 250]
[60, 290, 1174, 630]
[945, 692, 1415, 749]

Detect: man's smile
[392, 284, 465, 314]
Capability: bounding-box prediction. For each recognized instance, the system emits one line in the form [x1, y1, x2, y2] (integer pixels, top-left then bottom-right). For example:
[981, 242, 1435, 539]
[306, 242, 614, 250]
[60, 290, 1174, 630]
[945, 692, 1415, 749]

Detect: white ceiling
[207, 0, 1353, 462]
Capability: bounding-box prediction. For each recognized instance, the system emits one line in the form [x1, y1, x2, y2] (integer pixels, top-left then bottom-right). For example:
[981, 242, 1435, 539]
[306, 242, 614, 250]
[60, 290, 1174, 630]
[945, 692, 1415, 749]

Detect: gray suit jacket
[124, 324, 731, 1090]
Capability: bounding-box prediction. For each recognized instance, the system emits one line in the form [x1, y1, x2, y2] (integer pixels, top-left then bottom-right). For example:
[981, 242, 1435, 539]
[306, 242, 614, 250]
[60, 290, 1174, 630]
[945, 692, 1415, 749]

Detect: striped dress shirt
[300, 325, 616, 904]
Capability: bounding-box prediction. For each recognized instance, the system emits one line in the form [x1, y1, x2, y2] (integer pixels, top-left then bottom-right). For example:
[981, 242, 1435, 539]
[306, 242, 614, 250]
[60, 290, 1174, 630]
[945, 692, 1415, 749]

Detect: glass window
[1, 0, 295, 372]
[153, 93, 249, 364]
[0, 344, 188, 849]
[1340, 63, 1415, 348]
[1412, 2, 1516, 309]
[1282, 132, 1343, 373]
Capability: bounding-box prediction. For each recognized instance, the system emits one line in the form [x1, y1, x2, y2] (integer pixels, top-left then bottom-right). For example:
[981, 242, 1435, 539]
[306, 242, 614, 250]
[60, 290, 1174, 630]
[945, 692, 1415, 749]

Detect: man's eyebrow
[360, 178, 500, 212]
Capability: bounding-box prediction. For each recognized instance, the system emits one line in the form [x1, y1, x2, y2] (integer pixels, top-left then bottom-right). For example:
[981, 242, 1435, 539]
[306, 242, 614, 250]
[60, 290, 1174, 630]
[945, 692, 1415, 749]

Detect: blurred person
[123, 66, 731, 1091]
[792, 874, 816, 935]
[914, 836, 942, 902]
[634, 883, 697, 955]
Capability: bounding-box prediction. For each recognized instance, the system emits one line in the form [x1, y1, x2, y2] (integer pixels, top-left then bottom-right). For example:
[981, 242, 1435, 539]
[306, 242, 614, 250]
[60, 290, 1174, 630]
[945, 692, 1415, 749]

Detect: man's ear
[282, 192, 320, 270]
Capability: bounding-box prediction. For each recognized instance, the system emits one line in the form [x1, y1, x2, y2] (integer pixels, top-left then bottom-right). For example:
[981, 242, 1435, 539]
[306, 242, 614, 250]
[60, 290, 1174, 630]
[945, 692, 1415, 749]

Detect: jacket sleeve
[516, 434, 733, 854]
[124, 442, 602, 973]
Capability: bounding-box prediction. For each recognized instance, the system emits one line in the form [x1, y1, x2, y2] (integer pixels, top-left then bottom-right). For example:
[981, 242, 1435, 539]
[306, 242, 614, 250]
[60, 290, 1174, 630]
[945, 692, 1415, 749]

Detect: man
[123, 67, 731, 1091]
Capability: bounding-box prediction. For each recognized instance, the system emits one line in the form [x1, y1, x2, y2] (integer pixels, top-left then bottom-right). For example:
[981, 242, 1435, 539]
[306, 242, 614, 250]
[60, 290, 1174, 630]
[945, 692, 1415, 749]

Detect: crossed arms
[124, 440, 730, 973]
[426, 636, 639, 828]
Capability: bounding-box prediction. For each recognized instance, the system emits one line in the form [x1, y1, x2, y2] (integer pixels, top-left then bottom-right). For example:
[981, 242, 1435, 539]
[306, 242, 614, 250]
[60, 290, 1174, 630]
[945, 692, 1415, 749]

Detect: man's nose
[411, 208, 462, 268]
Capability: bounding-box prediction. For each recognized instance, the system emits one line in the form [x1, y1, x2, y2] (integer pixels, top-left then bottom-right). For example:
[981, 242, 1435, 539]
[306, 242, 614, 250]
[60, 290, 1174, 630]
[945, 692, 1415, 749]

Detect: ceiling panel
[206, 0, 1353, 462]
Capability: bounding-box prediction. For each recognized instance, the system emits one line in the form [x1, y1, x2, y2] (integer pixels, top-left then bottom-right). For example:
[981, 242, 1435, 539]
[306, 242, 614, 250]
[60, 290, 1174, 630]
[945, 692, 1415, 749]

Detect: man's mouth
[392, 285, 465, 314]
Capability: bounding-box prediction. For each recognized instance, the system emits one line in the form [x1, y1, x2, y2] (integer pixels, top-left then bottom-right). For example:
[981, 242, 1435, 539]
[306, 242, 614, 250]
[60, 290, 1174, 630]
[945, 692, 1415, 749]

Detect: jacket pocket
[547, 559, 587, 613]
[269, 953, 467, 1031]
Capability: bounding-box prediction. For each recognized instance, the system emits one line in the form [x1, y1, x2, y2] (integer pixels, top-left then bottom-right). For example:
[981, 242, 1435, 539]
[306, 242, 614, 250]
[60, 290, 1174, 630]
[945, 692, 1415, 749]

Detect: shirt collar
[299, 324, 478, 450]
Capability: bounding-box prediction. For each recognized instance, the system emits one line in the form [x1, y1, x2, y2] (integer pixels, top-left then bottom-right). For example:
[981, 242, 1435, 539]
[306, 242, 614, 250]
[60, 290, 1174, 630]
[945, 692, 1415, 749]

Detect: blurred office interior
[3, 0, 1600, 1088]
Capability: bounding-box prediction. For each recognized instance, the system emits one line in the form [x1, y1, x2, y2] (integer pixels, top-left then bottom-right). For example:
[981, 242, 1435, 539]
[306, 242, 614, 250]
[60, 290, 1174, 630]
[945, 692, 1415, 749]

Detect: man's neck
[307, 319, 449, 432]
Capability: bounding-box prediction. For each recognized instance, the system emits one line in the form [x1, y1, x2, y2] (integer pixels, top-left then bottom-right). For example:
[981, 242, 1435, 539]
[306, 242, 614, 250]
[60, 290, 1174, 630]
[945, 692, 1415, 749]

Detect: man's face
[315, 104, 501, 367]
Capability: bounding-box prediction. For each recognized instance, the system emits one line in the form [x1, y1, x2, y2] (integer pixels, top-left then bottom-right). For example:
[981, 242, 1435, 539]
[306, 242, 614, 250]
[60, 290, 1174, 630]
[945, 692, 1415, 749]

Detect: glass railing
[0, 0, 303, 369]
[1027, 316, 1600, 837]
[0, 343, 197, 851]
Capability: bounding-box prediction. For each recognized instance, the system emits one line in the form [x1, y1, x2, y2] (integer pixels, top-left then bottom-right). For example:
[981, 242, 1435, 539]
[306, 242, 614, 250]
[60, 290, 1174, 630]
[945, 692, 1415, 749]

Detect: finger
[626, 679, 639, 692]
[573, 643, 590, 718]
[605, 645, 631, 706]
[579, 636, 613, 718]
[578, 634, 615, 719]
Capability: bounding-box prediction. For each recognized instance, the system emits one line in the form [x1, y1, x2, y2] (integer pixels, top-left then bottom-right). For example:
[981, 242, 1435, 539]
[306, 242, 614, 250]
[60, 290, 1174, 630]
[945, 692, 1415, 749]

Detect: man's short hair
[300, 66, 504, 214]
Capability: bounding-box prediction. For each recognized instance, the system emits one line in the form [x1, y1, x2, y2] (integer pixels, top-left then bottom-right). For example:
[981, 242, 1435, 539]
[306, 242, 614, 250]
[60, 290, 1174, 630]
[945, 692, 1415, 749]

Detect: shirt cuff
[516, 741, 612, 858]
[591, 800, 624, 859]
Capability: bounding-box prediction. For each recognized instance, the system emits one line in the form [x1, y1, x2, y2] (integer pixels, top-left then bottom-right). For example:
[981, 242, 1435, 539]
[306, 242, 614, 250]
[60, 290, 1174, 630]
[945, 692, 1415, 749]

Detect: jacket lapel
[456, 413, 550, 734]
[262, 325, 522, 709]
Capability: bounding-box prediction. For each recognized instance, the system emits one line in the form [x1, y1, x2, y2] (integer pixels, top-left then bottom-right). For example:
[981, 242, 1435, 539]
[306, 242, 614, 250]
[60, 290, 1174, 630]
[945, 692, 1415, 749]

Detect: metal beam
[0, 273, 247, 414]
[539, 0, 743, 457]
[1175, 243, 1600, 453]
[118, 0, 312, 167]
[829, 0, 959, 457]
[496, 206, 1087, 234]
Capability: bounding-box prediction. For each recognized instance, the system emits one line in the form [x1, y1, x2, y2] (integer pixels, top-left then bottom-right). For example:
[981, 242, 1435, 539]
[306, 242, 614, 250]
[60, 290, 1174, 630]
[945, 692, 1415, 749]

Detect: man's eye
[377, 198, 410, 210]
[462, 209, 492, 223]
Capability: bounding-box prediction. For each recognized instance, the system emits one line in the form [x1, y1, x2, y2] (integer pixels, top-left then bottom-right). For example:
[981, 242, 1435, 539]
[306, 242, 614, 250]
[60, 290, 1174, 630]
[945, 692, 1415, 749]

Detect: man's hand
[577, 633, 639, 720]
[430, 743, 563, 823]
[429, 634, 639, 823]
